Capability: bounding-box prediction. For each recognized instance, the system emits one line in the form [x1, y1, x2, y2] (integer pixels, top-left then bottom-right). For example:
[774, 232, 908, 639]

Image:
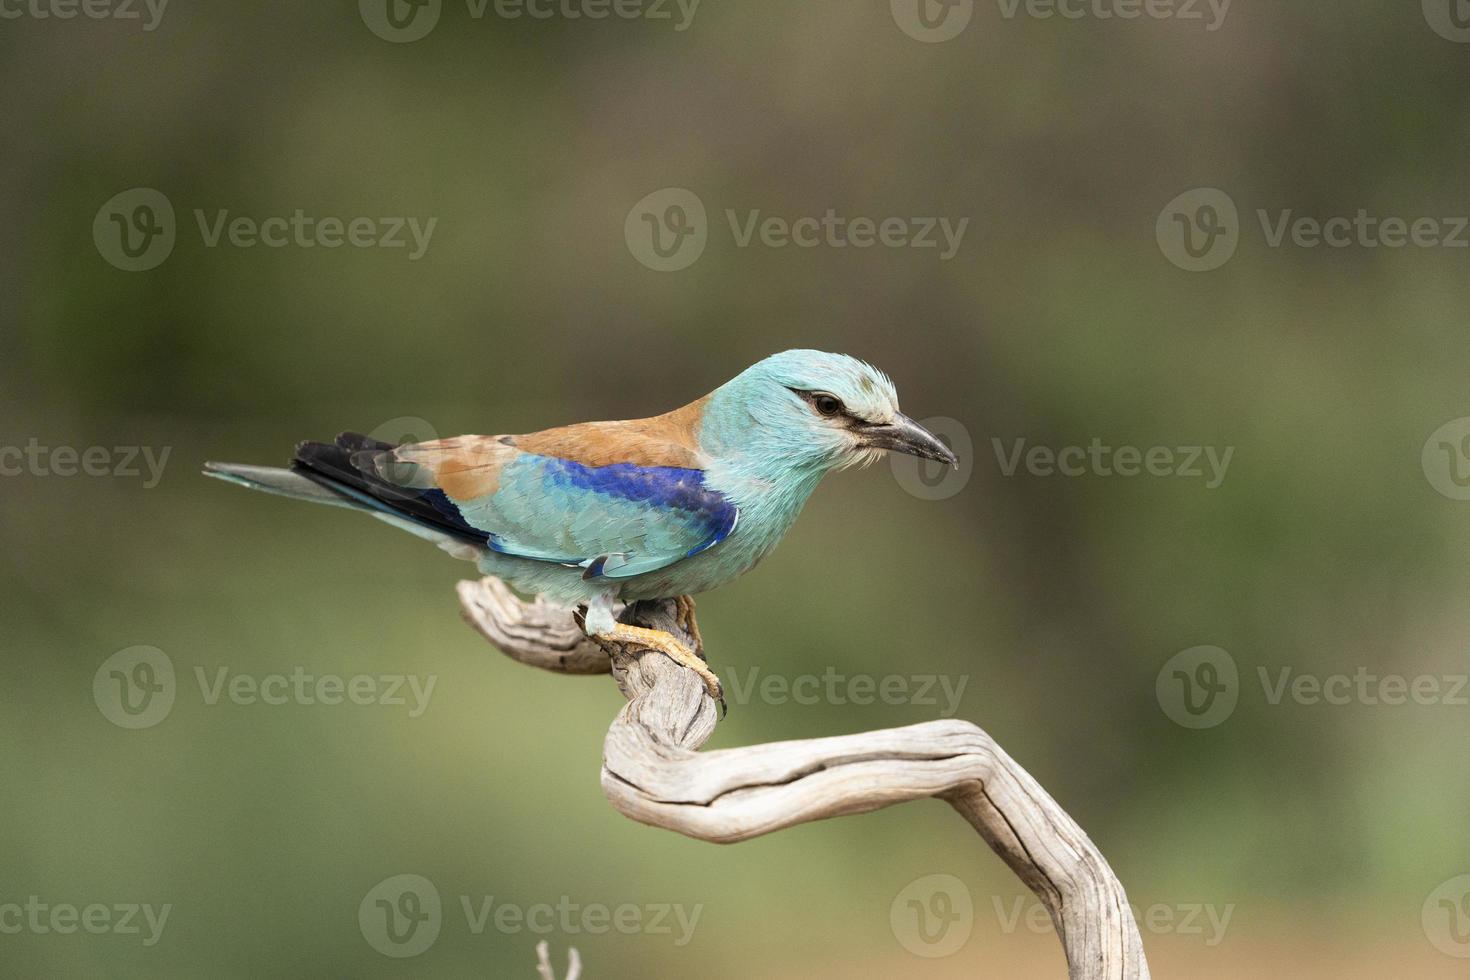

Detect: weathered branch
[457, 577, 612, 675]
[458, 576, 1150, 980]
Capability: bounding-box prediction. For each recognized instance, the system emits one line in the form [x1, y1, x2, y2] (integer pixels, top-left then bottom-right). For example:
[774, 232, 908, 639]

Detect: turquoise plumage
[205, 350, 956, 703]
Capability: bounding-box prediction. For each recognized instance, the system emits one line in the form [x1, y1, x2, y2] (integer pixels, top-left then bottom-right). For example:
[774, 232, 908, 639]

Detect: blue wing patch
[458, 456, 738, 580]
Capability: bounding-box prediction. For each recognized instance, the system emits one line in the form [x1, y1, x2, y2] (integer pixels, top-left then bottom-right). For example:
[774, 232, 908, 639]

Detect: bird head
[703, 350, 958, 477]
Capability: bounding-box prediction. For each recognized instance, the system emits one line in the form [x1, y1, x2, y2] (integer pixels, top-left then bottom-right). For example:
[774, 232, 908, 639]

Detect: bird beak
[860, 413, 958, 468]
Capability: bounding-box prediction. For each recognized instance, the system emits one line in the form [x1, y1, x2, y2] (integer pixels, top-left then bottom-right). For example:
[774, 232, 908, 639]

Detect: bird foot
[591, 621, 724, 715]
[674, 594, 704, 658]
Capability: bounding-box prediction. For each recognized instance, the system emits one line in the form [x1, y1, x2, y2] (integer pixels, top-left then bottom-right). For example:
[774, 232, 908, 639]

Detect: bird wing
[295, 401, 736, 580]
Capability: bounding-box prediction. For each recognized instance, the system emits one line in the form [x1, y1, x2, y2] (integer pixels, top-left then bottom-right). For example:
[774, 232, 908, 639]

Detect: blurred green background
[4, 1, 1470, 976]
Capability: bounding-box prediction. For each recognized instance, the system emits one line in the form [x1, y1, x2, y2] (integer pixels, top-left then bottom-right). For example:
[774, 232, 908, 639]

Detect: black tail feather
[290, 433, 488, 546]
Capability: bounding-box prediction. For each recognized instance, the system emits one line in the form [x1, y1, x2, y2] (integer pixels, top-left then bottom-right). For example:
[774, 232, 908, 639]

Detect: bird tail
[203, 434, 487, 560]
[201, 460, 357, 508]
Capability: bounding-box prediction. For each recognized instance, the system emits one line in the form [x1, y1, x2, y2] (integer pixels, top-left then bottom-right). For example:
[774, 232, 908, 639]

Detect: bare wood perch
[458, 576, 1150, 980]
[534, 940, 581, 980]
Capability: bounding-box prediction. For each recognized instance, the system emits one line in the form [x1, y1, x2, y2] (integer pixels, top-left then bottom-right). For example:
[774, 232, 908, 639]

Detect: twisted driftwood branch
[458, 576, 1150, 979]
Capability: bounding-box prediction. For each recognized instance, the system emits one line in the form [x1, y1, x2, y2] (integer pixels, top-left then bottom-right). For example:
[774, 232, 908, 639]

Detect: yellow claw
[596, 622, 723, 706]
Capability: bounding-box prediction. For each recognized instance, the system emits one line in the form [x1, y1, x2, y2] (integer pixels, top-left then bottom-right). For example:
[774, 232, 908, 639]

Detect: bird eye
[812, 393, 843, 417]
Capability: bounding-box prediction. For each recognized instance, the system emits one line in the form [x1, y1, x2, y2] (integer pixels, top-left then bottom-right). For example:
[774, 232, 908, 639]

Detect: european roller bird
[204, 350, 956, 705]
